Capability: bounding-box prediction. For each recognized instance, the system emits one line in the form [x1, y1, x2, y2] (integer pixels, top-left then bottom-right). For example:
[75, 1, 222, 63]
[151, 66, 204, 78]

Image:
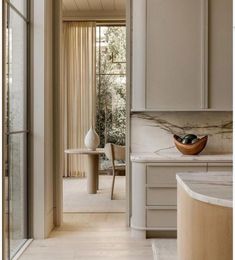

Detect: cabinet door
[146, 163, 207, 186]
[146, 163, 207, 210]
[147, 187, 177, 206]
[132, 0, 146, 110]
[208, 0, 232, 110]
[146, 0, 208, 109]
[146, 207, 177, 228]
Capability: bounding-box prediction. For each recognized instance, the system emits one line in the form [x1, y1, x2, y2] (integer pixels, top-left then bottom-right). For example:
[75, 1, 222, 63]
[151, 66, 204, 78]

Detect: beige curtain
[62, 22, 96, 177]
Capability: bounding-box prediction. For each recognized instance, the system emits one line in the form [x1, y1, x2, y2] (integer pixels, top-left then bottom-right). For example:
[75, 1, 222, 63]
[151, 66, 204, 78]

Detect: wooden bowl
[173, 135, 208, 155]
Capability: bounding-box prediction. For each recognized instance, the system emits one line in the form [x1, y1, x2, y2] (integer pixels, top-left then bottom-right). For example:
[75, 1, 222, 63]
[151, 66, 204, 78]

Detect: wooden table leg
[86, 154, 99, 194]
[96, 167, 99, 191]
[65, 153, 68, 177]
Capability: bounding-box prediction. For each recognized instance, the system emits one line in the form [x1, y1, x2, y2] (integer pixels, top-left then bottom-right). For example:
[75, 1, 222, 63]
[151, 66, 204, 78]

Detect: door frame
[54, 0, 132, 226]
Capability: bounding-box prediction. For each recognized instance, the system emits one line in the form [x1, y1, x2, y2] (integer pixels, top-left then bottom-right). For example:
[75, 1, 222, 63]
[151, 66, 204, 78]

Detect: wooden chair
[104, 143, 126, 200]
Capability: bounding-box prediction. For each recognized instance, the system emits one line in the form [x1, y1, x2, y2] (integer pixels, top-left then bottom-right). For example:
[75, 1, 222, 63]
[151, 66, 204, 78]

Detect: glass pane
[96, 25, 126, 153]
[96, 27, 100, 75]
[8, 8, 27, 131]
[96, 75, 126, 148]
[97, 26, 126, 75]
[10, 0, 27, 18]
[9, 133, 27, 258]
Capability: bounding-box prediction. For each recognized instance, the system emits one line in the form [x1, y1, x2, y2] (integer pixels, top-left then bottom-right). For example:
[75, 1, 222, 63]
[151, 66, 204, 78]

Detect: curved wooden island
[177, 172, 232, 260]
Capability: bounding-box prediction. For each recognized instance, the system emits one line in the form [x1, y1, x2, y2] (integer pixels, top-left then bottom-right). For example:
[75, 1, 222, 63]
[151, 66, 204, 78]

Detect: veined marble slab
[131, 112, 232, 154]
[176, 172, 233, 208]
[131, 152, 232, 163]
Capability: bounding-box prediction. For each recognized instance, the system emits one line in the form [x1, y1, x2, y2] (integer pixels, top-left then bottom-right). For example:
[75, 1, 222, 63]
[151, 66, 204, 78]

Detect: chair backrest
[104, 143, 126, 162]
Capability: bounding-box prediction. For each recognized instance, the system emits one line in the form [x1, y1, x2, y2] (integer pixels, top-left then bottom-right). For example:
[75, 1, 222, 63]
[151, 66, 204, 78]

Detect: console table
[64, 148, 105, 194]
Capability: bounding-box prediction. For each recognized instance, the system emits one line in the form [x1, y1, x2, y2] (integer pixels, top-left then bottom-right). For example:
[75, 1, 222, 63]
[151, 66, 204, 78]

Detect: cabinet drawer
[207, 163, 232, 173]
[146, 207, 177, 228]
[147, 187, 177, 206]
[146, 164, 207, 185]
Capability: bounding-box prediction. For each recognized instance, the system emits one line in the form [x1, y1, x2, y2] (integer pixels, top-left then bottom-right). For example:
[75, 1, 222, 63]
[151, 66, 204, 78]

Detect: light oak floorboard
[20, 213, 153, 260]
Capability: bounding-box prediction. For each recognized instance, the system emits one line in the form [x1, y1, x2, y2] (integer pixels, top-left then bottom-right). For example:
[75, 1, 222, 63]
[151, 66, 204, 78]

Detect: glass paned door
[10, 0, 28, 18]
[8, 134, 27, 257]
[4, 0, 29, 258]
[96, 25, 126, 170]
[8, 8, 27, 132]
[96, 25, 126, 148]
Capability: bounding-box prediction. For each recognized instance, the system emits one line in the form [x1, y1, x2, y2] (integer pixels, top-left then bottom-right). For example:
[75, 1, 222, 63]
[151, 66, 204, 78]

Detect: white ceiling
[63, 0, 126, 20]
[63, 0, 126, 12]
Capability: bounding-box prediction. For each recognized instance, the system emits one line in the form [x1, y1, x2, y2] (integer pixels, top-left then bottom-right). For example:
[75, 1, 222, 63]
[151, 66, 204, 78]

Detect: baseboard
[147, 230, 177, 238]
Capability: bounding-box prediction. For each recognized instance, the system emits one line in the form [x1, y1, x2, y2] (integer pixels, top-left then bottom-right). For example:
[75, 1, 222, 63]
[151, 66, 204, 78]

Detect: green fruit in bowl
[182, 138, 192, 144]
[182, 134, 198, 144]
[191, 138, 199, 144]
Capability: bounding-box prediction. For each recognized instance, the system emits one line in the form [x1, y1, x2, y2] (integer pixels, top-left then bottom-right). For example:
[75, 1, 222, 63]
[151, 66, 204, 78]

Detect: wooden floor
[63, 176, 125, 213]
[19, 213, 153, 260]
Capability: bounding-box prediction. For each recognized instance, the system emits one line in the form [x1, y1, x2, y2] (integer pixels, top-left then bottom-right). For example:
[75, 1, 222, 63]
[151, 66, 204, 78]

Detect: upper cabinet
[131, 0, 232, 111]
[208, 0, 232, 109]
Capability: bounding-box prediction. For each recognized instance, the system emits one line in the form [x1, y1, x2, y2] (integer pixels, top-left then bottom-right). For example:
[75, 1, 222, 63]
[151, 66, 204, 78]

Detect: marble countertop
[65, 148, 104, 154]
[176, 172, 233, 208]
[130, 152, 232, 163]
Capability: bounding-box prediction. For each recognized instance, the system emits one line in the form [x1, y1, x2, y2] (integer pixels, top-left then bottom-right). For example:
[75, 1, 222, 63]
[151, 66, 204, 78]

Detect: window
[96, 25, 126, 149]
[4, 0, 29, 258]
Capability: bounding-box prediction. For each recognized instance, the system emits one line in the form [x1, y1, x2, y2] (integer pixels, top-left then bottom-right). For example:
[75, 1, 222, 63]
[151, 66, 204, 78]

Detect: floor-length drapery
[62, 22, 96, 177]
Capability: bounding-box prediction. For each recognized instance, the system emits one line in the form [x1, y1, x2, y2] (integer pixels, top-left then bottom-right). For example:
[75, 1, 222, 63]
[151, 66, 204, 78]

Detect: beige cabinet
[131, 0, 232, 111]
[207, 163, 232, 172]
[131, 161, 232, 238]
[146, 207, 177, 228]
[146, 0, 207, 110]
[131, 162, 207, 238]
[208, 0, 232, 110]
[147, 187, 176, 206]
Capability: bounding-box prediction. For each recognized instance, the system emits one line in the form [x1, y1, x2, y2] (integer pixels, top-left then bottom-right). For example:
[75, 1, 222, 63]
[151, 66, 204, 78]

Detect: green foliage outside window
[96, 26, 126, 148]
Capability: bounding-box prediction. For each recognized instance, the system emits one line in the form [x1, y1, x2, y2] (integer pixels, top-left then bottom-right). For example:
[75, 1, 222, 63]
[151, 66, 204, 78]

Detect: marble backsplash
[131, 112, 232, 155]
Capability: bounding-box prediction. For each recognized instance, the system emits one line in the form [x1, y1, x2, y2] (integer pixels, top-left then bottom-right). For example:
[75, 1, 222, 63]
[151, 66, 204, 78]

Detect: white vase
[84, 127, 100, 150]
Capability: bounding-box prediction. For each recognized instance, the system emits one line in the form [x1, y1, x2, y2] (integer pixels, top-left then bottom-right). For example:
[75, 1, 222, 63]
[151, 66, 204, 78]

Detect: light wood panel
[178, 185, 232, 260]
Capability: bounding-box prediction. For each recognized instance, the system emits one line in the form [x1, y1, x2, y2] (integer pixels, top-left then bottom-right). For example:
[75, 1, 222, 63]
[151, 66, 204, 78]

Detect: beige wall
[53, 0, 63, 227]
[32, 0, 55, 239]
[45, 0, 54, 236]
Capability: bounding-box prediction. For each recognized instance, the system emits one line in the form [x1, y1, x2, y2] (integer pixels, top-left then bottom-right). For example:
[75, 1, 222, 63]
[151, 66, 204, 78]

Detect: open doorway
[61, 2, 127, 220]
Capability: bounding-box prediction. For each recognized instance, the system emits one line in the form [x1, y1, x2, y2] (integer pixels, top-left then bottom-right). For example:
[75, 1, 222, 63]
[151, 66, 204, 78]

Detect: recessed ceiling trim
[63, 0, 125, 12]
[63, 10, 125, 21]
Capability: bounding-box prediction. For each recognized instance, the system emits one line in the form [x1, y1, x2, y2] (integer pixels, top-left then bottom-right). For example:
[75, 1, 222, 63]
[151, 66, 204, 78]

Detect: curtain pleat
[62, 22, 96, 177]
